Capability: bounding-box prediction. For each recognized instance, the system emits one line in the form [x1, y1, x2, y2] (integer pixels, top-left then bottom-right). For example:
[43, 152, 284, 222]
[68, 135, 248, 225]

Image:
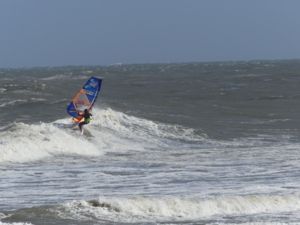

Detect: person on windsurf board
[78, 109, 92, 134]
[66, 77, 102, 134]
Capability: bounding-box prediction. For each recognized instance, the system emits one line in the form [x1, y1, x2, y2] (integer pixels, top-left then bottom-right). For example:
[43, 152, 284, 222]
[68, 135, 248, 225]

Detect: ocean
[1, 60, 300, 225]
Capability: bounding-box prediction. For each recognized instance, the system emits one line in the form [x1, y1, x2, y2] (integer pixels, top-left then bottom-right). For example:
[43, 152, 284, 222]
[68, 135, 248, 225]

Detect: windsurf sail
[67, 76, 102, 122]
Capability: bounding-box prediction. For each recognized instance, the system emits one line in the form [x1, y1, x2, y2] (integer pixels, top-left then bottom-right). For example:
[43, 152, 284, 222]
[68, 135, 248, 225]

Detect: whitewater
[1, 61, 300, 225]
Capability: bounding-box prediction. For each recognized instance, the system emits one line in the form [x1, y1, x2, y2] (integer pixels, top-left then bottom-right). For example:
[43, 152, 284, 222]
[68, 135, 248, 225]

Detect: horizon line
[1, 58, 300, 70]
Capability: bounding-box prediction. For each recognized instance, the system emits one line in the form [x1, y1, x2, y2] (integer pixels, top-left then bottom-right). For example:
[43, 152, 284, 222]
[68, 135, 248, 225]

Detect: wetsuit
[79, 110, 92, 131]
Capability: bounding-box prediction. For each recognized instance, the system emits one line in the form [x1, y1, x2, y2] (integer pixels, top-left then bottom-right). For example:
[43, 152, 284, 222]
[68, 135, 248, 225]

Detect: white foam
[0, 212, 33, 225]
[0, 108, 203, 163]
[0, 88, 7, 93]
[0, 222, 33, 225]
[0, 122, 101, 163]
[41, 74, 89, 81]
[61, 193, 300, 223]
[216, 223, 300, 225]
[91, 108, 204, 143]
[0, 98, 46, 108]
[0, 100, 27, 108]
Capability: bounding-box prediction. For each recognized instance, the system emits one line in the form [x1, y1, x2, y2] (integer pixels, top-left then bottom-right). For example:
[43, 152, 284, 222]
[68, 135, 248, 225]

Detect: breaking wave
[59, 194, 300, 223]
[0, 223, 33, 225]
[0, 108, 204, 163]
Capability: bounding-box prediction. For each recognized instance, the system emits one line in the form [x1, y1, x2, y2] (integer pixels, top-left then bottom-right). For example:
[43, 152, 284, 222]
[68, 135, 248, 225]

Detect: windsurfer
[78, 109, 92, 133]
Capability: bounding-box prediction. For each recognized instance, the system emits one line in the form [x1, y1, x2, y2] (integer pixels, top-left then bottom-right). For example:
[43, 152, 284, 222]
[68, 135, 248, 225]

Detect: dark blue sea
[1, 60, 300, 225]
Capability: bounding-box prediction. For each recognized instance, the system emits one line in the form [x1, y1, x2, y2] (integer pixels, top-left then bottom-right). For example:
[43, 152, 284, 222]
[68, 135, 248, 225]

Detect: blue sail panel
[66, 77, 102, 119]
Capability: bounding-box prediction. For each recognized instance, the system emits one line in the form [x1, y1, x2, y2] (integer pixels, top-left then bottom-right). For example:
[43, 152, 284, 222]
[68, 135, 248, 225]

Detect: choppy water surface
[1, 61, 300, 225]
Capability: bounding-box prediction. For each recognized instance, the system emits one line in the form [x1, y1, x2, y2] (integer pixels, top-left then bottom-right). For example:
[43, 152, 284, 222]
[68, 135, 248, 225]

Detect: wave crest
[0, 108, 203, 163]
[60, 193, 300, 222]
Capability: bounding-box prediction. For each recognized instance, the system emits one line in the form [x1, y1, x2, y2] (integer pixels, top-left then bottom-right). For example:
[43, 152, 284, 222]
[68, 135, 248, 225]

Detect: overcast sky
[0, 0, 300, 67]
